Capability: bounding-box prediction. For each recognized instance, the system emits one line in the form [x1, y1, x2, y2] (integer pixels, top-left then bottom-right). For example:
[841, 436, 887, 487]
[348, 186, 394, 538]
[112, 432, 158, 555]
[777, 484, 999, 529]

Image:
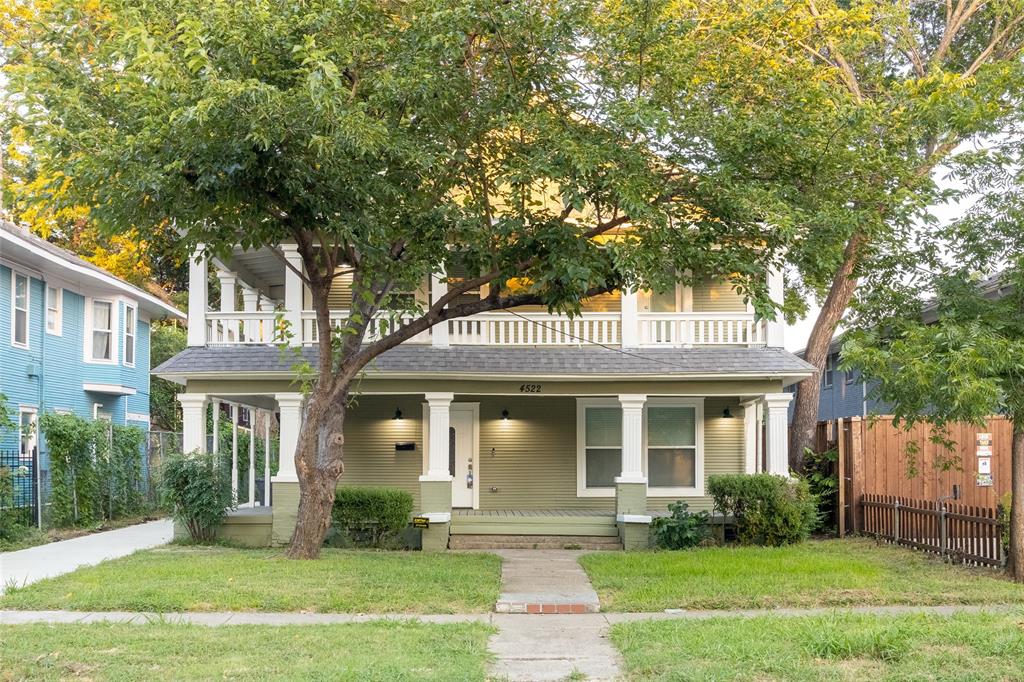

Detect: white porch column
[616, 394, 647, 482]
[421, 392, 454, 480]
[241, 285, 259, 342]
[211, 401, 220, 457]
[230, 403, 239, 505]
[741, 399, 760, 474]
[280, 244, 304, 347]
[273, 393, 304, 482]
[216, 270, 238, 343]
[178, 393, 208, 453]
[430, 267, 449, 348]
[763, 393, 793, 476]
[620, 288, 639, 348]
[766, 264, 785, 347]
[263, 410, 272, 504]
[186, 244, 208, 347]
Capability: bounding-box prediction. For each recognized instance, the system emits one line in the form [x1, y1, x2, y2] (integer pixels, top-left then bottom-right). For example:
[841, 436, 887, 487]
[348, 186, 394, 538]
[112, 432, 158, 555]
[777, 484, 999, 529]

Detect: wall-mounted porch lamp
[501, 409, 510, 420]
[393, 407, 403, 421]
[722, 406, 734, 419]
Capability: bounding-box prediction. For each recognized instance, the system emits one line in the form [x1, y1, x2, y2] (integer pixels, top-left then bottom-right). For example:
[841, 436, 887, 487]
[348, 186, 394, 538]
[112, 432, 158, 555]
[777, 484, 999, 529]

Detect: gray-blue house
[0, 220, 184, 474]
[788, 333, 891, 422]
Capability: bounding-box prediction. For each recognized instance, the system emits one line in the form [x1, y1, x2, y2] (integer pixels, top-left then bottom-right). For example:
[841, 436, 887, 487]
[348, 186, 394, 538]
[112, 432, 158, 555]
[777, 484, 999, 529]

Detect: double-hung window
[92, 300, 114, 361]
[647, 405, 697, 488]
[124, 305, 136, 366]
[579, 404, 621, 492]
[11, 272, 29, 348]
[578, 399, 705, 497]
[822, 355, 835, 388]
[46, 286, 62, 335]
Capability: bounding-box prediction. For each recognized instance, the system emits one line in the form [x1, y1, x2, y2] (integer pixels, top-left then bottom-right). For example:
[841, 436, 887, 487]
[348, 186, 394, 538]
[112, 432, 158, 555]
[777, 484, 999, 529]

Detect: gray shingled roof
[154, 344, 815, 378]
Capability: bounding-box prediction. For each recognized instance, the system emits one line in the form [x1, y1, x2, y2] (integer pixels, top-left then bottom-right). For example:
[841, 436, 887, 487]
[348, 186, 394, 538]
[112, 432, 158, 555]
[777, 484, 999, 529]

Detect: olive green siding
[271, 481, 300, 546]
[335, 395, 424, 509]
[336, 394, 744, 513]
[692, 278, 747, 313]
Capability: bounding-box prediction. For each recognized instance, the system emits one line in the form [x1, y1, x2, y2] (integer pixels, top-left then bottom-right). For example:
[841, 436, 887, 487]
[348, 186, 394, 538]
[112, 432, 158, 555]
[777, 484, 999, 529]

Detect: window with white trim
[124, 305, 136, 366]
[11, 272, 29, 347]
[581, 405, 621, 489]
[647, 405, 697, 488]
[46, 286, 62, 335]
[91, 300, 114, 361]
[822, 354, 835, 388]
[577, 398, 705, 497]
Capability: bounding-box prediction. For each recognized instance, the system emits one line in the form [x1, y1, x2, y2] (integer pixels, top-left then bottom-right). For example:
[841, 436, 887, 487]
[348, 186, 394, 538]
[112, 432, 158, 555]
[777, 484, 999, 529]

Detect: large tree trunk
[285, 393, 348, 560]
[789, 232, 866, 471]
[1009, 420, 1024, 582]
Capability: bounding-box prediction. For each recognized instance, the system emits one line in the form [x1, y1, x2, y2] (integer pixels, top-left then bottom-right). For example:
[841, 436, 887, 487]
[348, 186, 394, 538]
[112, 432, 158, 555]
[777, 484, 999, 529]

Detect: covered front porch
[174, 378, 795, 550]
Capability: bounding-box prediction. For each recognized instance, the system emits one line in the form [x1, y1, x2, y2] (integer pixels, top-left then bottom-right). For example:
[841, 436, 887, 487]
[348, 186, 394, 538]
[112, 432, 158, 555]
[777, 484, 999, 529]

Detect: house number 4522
[519, 384, 542, 393]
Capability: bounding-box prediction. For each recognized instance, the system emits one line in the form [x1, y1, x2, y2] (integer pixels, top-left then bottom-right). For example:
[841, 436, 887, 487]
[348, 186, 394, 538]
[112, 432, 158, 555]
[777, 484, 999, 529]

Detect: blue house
[787, 333, 893, 422]
[0, 220, 184, 477]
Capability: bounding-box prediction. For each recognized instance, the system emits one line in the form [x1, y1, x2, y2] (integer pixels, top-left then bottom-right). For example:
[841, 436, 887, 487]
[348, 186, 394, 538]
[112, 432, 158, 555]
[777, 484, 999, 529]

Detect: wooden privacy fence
[862, 494, 1004, 567]
[815, 416, 1012, 537]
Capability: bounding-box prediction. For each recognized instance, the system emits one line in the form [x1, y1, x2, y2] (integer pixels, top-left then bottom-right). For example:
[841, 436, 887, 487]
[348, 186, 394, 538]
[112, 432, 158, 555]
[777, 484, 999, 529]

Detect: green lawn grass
[611, 611, 1024, 681]
[0, 621, 494, 681]
[0, 546, 501, 613]
[580, 538, 1024, 611]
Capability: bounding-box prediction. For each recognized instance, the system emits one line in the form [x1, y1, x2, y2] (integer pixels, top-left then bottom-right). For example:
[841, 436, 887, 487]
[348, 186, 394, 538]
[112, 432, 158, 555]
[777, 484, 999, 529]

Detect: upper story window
[822, 354, 835, 388]
[91, 300, 114, 362]
[124, 305, 137, 366]
[46, 286, 62, 335]
[11, 271, 29, 348]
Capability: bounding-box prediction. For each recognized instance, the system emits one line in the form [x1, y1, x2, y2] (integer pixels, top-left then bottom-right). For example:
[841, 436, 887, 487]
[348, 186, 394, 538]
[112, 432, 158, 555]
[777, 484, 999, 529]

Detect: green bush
[997, 493, 1011, 559]
[160, 451, 232, 542]
[331, 486, 414, 548]
[651, 500, 711, 550]
[39, 412, 147, 527]
[708, 474, 818, 546]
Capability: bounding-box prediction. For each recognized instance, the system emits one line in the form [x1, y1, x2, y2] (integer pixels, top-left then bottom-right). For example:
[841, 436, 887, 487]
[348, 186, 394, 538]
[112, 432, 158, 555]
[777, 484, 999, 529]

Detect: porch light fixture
[501, 409, 510, 420]
[393, 407, 403, 421]
[722, 406, 734, 419]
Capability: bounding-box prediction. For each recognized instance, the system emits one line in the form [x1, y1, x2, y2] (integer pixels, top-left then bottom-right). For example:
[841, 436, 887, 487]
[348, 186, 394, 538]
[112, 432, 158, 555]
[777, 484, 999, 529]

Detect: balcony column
[215, 270, 237, 343]
[271, 392, 304, 545]
[616, 394, 650, 549]
[178, 393, 208, 453]
[766, 264, 785, 347]
[430, 266, 449, 348]
[420, 392, 454, 550]
[620, 288, 639, 348]
[186, 244, 208, 347]
[241, 285, 259, 342]
[280, 244, 304, 347]
[763, 393, 793, 476]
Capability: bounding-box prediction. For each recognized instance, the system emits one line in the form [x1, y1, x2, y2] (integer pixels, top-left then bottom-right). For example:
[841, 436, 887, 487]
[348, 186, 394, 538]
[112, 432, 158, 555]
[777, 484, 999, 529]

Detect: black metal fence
[1, 448, 40, 528]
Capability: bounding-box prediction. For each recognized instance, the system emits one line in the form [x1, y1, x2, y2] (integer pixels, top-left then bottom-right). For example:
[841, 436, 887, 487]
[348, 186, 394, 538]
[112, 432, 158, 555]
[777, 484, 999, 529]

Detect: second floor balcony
[188, 244, 783, 350]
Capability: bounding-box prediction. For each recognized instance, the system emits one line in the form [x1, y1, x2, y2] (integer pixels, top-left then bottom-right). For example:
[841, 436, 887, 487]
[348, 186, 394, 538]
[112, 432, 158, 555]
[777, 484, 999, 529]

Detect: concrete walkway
[0, 519, 173, 593]
[490, 549, 618, 680]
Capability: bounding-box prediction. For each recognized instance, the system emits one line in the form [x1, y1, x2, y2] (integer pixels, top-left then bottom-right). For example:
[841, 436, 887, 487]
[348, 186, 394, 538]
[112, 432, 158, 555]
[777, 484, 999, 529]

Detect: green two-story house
[155, 242, 812, 549]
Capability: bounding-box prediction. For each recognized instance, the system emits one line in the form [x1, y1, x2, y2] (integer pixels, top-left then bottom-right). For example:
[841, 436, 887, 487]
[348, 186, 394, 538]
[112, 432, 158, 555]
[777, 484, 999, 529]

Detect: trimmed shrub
[708, 474, 818, 546]
[160, 451, 232, 542]
[331, 486, 414, 548]
[651, 500, 711, 550]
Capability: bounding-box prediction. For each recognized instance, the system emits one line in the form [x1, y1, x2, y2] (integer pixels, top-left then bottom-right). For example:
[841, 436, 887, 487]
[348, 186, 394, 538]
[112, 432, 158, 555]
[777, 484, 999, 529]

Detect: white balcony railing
[206, 309, 766, 348]
[637, 313, 767, 346]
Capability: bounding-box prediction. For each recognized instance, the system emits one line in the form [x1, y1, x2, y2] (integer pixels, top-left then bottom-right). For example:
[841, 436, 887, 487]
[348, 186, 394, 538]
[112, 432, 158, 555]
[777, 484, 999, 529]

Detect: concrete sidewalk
[0, 519, 174, 593]
[493, 549, 601, 613]
[0, 602, 1017, 626]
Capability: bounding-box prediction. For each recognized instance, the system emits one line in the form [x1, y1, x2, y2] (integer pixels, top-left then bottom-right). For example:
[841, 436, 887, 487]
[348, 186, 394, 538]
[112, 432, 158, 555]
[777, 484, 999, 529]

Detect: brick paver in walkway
[0, 519, 173, 593]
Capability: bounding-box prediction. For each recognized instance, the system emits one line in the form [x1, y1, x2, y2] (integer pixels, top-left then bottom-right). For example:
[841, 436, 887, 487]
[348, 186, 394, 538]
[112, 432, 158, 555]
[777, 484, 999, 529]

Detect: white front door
[449, 407, 477, 509]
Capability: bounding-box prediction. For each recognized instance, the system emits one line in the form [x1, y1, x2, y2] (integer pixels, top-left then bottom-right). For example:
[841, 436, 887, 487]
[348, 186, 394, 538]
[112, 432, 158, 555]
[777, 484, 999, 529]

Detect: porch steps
[450, 534, 622, 550]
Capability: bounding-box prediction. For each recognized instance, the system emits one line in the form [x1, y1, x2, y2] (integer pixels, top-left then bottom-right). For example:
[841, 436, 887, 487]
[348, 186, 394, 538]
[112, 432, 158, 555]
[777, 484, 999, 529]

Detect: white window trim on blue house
[46, 285, 62, 336]
[10, 269, 30, 349]
[84, 296, 120, 365]
[123, 303, 137, 367]
[575, 397, 705, 499]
